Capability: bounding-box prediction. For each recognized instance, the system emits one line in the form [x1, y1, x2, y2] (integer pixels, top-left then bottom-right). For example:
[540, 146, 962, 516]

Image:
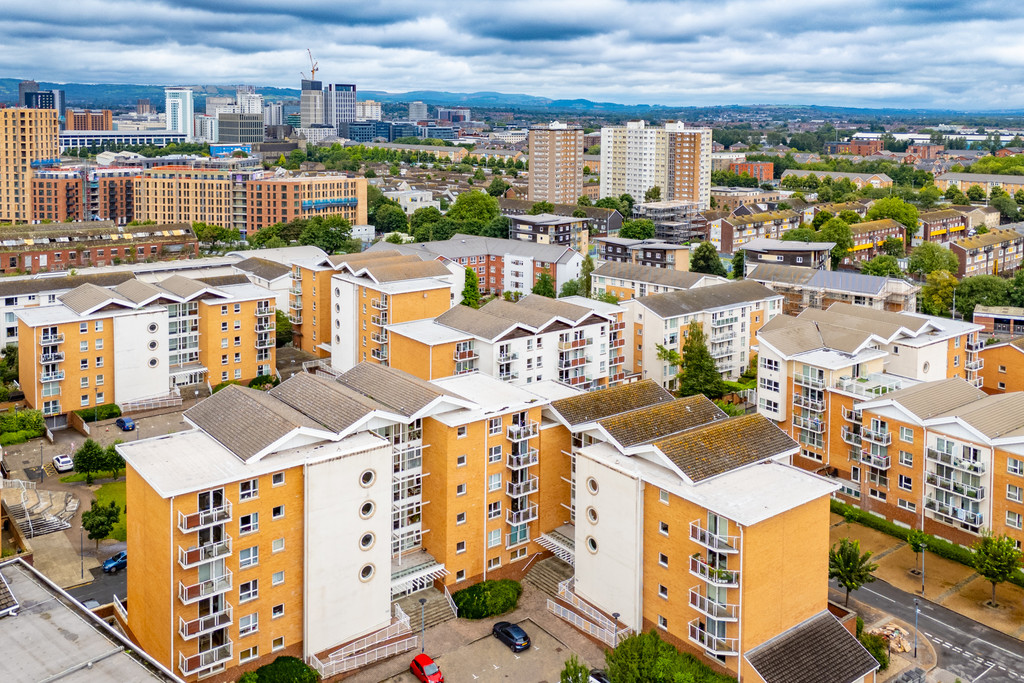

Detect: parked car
[409, 653, 443, 683]
[102, 551, 127, 573]
[589, 670, 612, 683]
[492, 621, 531, 652]
[52, 454, 74, 473]
[115, 417, 136, 431]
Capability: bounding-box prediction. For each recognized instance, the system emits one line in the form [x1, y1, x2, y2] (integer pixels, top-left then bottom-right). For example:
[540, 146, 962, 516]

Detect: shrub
[859, 632, 890, 671]
[855, 616, 864, 638]
[0, 407, 45, 435]
[238, 655, 319, 683]
[213, 380, 242, 393]
[0, 429, 36, 446]
[452, 579, 523, 619]
[248, 375, 280, 390]
[606, 630, 736, 683]
[74, 403, 121, 423]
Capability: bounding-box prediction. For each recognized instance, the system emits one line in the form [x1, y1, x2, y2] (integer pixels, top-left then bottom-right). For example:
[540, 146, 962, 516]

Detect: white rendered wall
[330, 276, 359, 372]
[112, 310, 170, 403]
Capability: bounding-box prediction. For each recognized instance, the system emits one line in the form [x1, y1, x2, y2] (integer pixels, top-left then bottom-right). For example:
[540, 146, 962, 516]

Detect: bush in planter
[237, 656, 318, 682]
[73, 403, 122, 423]
[452, 579, 523, 619]
[248, 375, 280, 391]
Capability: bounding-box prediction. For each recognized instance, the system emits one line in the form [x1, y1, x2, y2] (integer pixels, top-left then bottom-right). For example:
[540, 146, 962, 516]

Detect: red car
[410, 653, 443, 683]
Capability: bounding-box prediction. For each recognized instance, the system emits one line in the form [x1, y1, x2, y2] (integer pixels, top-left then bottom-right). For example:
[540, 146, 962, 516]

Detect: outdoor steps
[396, 590, 456, 633]
[4, 491, 74, 538]
[525, 557, 573, 598]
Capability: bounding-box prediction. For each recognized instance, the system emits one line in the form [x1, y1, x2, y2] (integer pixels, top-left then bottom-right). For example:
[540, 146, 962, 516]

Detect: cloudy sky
[3, 0, 1024, 109]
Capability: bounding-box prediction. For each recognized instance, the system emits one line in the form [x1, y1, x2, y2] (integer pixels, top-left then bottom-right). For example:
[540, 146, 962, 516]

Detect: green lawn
[94, 481, 127, 542]
[59, 469, 124, 484]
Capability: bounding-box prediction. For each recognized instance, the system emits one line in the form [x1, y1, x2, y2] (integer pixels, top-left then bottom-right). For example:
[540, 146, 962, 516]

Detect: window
[1009, 458, 1024, 476]
[456, 483, 467, 496]
[240, 513, 258, 535]
[488, 557, 501, 569]
[1008, 484, 1024, 503]
[80, 394, 89, 407]
[898, 499, 917, 512]
[272, 604, 284, 619]
[658, 584, 668, 599]
[221, 322, 228, 332]
[234, 336, 241, 347]
[273, 505, 284, 519]
[456, 541, 466, 554]
[1008, 511, 1023, 530]
[360, 469, 376, 487]
[899, 451, 913, 467]
[900, 426, 914, 443]
[95, 320, 103, 332]
[359, 564, 375, 582]
[456, 570, 466, 582]
[488, 473, 501, 492]
[657, 615, 668, 630]
[239, 613, 258, 636]
[488, 445, 501, 463]
[239, 546, 259, 568]
[80, 377, 89, 388]
[659, 490, 669, 505]
[760, 357, 780, 372]
[96, 356, 104, 368]
[898, 475, 913, 491]
[239, 646, 258, 663]
[999, 365, 1007, 373]
[586, 477, 599, 494]
[240, 479, 258, 500]
[456, 512, 466, 525]
[221, 305, 228, 315]
[457, 425, 467, 438]
[272, 538, 285, 553]
[658, 553, 668, 567]
[80, 358, 89, 370]
[489, 417, 501, 435]
[80, 322, 88, 333]
[234, 304, 241, 313]
[272, 472, 285, 486]
[851, 466, 861, 482]
[869, 489, 887, 502]
[272, 571, 284, 586]
[239, 579, 258, 603]
[488, 529, 501, 548]
[273, 637, 285, 652]
[80, 341, 88, 352]
[759, 378, 779, 392]
[659, 521, 669, 536]
[488, 501, 501, 519]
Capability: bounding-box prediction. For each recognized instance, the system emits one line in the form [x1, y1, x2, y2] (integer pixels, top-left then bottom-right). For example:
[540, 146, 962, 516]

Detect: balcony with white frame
[793, 373, 826, 389]
[792, 415, 826, 434]
[506, 476, 539, 498]
[178, 503, 232, 534]
[688, 620, 738, 656]
[506, 504, 538, 525]
[861, 426, 892, 446]
[179, 642, 233, 677]
[507, 421, 539, 441]
[860, 451, 891, 470]
[926, 448, 985, 475]
[793, 394, 825, 412]
[925, 497, 984, 527]
[178, 604, 233, 641]
[178, 570, 232, 605]
[178, 537, 232, 569]
[507, 448, 539, 470]
[689, 587, 738, 621]
[926, 472, 986, 501]
[689, 520, 738, 554]
[689, 556, 739, 587]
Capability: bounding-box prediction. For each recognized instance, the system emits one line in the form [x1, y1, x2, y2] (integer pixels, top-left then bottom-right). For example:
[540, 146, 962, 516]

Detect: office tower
[528, 121, 584, 205]
[217, 113, 264, 144]
[165, 87, 196, 140]
[437, 107, 470, 123]
[263, 102, 283, 127]
[18, 80, 39, 106]
[136, 98, 153, 115]
[193, 114, 219, 143]
[299, 80, 324, 128]
[600, 120, 712, 210]
[355, 100, 382, 121]
[236, 87, 264, 115]
[25, 89, 65, 127]
[0, 108, 59, 222]
[205, 95, 236, 116]
[323, 84, 357, 129]
[408, 101, 428, 121]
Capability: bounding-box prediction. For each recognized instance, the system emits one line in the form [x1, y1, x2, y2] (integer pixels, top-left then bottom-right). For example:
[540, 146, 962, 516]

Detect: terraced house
[710, 210, 801, 253]
[949, 228, 1024, 278]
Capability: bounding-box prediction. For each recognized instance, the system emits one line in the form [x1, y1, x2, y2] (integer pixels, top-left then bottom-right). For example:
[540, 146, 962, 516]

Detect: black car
[589, 670, 612, 683]
[492, 621, 530, 652]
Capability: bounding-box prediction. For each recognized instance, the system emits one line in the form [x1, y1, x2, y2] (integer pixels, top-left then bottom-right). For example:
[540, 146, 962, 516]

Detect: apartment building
[729, 161, 773, 183]
[528, 121, 584, 205]
[388, 294, 628, 389]
[710, 187, 782, 211]
[508, 213, 589, 254]
[600, 121, 712, 209]
[16, 275, 275, 424]
[935, 172, 1024, 197]
[632, 200, 703, 243]
[973, 305, 1024, 336]
[824, 140, 883, 156]
[499, 198, 623, 235]
[31, 166, 137, 224]
[845, 219, 906, 265]
[1, 108, 60, 222]
[780, 170, 892, 189]
[747, 264, 919, 315]
[950, 228, 1024, 278]
[246, 174, 368, 233]
[543, 383, 875, 682]
[366, 236, 584, 296]
[596, 237, 693, 270]
[914, 209, 967, 247]
[710, 210, 801, 253]
[133, 165, 254, 236]
[742, 238, 833, 274]
[978, 338, 1024, 395]
[0, 221, 199, 275]
[591, 261, 727, 301]
[625, 280, 783, 385]
[64, 108, 113, 131]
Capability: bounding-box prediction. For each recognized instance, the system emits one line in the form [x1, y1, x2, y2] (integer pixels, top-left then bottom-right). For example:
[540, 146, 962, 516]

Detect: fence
[444, 584, 459, 618]
[310, 636, 418, 678]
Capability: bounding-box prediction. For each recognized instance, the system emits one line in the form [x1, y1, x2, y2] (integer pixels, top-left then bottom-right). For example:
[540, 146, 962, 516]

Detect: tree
[955, 275, 1011, 318]
[644, 185, 661, 202]
[481, 215, 510, 239]
[580, 254, 595, 295]
[374, 203, 409, 235]
[860, 255, 903, 277]
[781, 227, 819, 243]
[865, 197, 920, 238]
[447, 190, 500, 223]
[532, 271, 556, 298]
[275, 310, 292, 347]
[618, 219, 655, 240]
[461, 268, 481, 308]
[881, 237, 905, 257]
[577, 195, 592, 206]
[559, 654, 590, 683]
[594, 196, 623, 213]
[619, 193, 636, 215]
[966, 184, 986, 202]
[103, 441, 125, 479]
[921, 270, 959, 316]
[829, 538, 878, 606]
[991, 194, 1020, 221]
[487, 178, 510, 197]
[263, 235, 287, 249]
[81, 499, 121, 549]
[689, 241, 727, 277]
[559, 279, 581, 297]
[819, 217, 854, 268]
[907, 529, 927, 578]
[527, 201, 554, 215]
[677, 321, 726, 399]
[838, 209, 863, 225]
[908, 242, 958, 276]
[972, 532, 1024, 605]
[73, 438, 106, 485]
[0, 344, 18, 384]
[1008, 269, 1024, 308]
[731, 250, 745, 279]
[297, 216, 353, 254]
[811, 210, 834, 230]
[410, 206, 443, 234]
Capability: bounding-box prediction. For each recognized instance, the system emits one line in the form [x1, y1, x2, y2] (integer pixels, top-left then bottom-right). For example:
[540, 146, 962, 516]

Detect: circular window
[147, 322, 159, 333]
[359, 563, 375, 582]
[359, 501, 375, 519]
[335, 318, 340, 328]
[148, 357, 159, 368]
[335, 288, 341, 297]
[586, 477, 599, 494]
[335, 334, 341, 343]
[586, 507, 598, 524]
[922, 361, 931, 373]
[148, 340, 159, 350]
[359, 532, 376, 550]
[586, 536, 598, 554]
[359, 469, 376, 488]
[335, 303, 341, 313]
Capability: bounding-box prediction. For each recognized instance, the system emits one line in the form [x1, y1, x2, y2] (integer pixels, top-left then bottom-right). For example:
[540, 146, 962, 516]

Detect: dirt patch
[873, 545, 975, 598]
[939, 575, 1024, 638]
[829, 512, 846, 526]
[830, 521, 904, 556]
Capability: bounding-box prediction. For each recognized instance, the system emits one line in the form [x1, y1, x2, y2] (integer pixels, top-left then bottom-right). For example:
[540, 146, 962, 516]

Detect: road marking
[974, 663, 996, 681]
[862, 586, 896, 603]
[492, 664, 500, 670]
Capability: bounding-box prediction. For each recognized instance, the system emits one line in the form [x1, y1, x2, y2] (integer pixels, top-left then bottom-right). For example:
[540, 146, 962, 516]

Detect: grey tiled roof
[336, 363, 464, 417]
[0, 272, 136, 298]
[436, 305, 519, 340]
[198, 274, 252, 287]
[598, 394, 728, 447]
[748, 263, 911, 296]
[869, 377, 984, 420]
[58, 283, 132, 315]
[592, 261, 720, 289]
[111, 279, 164, 304]
[233, 256, 291, 281]
[156, 274, 211, 299]
[366, 235, 578, 264]
[745, 611, 879, 683]
[935, 392, 1024, 439]
[549, 380, 675, 427]
[270, 372, 383, 432]
[636, 280, 778, 319]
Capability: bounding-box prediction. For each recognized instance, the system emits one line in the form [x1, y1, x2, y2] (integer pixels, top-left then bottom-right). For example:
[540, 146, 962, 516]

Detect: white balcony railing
[178, 503, 232, 533]
[689, 521, 739, 553]
[926, 448, 985, 474]
[688, 620, 738, 656]
[840, 427, 862, 446]
[40, 371, 65, 382]
[688, 588, 738, 621]
[860, 451, 891, 470]
[861, 427, 892, 445]
[40, 334, 65, 345]
[926, 472, 986, 500]
[179, 643, 233, 677]
[792, 415, 826, 434]
[793, 374, 826, 389]
[507, 448, 539, 469]
[178, 570, 232, 605]
[178, 536, 232, 569]
[506, 476, 539, 498]
[178, 605, 233, 640]
[792, 394, 825, 412]
[925, 497, 984, 527]
[507, 422, 539, 441]
[689, 556, 739, 587]
[506, 505, 539, 525]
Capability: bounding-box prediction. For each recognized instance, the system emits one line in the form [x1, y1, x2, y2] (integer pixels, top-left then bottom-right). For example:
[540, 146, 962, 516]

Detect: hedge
[0, 408, 44, 434]
[451, 579, 522, 619]
[0, 429, 38, 446]
[74, 403, 122, 423]
[831, 499, 1024, 589]
[213, 380, 242, 394]
[237, 656, 318, 683]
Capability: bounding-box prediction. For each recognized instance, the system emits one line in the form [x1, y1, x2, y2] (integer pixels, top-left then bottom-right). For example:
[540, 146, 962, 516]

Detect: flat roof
[387, 319, 471, 345]
[430, 374, 568, 426]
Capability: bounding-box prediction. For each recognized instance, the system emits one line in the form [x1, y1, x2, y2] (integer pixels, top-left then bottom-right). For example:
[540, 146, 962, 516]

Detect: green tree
[577, 195, 592, 206]
[297, 216, 354, 254]
[907, 529, 927, 578]
[559, 279, 581, 297]
[447, 190, 500, 223]
[481, 215, 510, 239]
[619, 193, 636, 215]
[972, 532, 1024, 605]
[618, 219, 655, 240]
[0, 344, 18, 384]
[73, 438, 106, 485]
[955, 275, 1011, 318]
[580, 254, 595, 295]
[528, 201, 554, 215]
[81, 499, 121, 549]
[966, 185, 986, 202]
[644, 185, 662, 202]
[908, 242, 958, 276]
[559, 654, 590, 683]
[275, 310, 292, 347]
[689, 241, 727, 277]
[677, 321, 726, 399]
[866, 197, 920, 238]
[829, 538, 878, 606]
[374, 203, 409, 234]
[781, 227, 820, 243]
[263, 235, 287, 249]
[532, 271, 556, 298]
[385, 232, 405, 244]
[811, 210, 834, 230]
[921, 270, 959, 316]
[731, 250, 745, 279]
[594, 197, 623, 213]
[1008, 269, 1024, 308]
[461, 268, 481, 308]
[819, 217, 854, 268]
[410, 206, 443, 234]
[103, 441, 125, 479]
[860, 255, 903, 277]
[991, 194, 1020, 221]
[838, 210, 863, 224]
[881, 237, 905, 257]
[487, 178, 511, 197]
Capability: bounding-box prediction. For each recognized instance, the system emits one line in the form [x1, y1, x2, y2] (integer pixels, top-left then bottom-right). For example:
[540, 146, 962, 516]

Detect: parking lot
[383, 619, 576, 683]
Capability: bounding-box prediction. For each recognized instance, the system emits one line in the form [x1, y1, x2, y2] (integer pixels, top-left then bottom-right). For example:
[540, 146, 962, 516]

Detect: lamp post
[612, 612, 620, 648]
[80, 525, 84, 579]
[913, 598, 920, 658]
[419, 597, 427, 653]
[920, 542, 926, 594]
[39, 440, 43, 481]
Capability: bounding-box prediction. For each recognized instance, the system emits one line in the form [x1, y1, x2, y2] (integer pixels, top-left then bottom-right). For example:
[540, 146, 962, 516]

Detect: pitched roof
[57, 283, 132, 315]
[592, 261, 722, 289]
[549, 380, 675, 427]
[480, 298, 563, 329]
[919, 209, 965, 221]
[863, 377, 985, 419]
[654, 413, 797, 482]
[0, 272, 136, 298]
[598, 394, 728, 448]
[938, 171, 1024, 184]
[849, 218, 904, 235]
[269, 372, 383, 432]
[742, 238, 834, 252]
[366, 235, 579, 264]
[233, 256, 291, 281]
[745, 611, 879, 683]
[336, 363, 463, 417]
[435, 305, 519, 339]
[110, 278, 165, 304]
[748, 263, 913, 296]
[636, 280, 778, 319]
[197, 274, 252, 287]
[782, 169, 892, 182]
[157, 274, 213, 299]
[954, 227, 1024, 250]
[363, 259, 452, 283]
[935, 392, 1024, 439]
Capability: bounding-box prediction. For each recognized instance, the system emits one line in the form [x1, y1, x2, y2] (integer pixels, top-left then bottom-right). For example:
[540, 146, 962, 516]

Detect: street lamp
[920, 542, 927, 595]
[913, 598, 920, 658]
[80, 525, 84, 579]
[612, 612, 620, 648]
[39, 440, 43, 482]
[419, 597, 427, 653]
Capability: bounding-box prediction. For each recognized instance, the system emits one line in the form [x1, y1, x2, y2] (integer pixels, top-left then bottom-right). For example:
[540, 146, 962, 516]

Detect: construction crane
[307, 49, 318, 81]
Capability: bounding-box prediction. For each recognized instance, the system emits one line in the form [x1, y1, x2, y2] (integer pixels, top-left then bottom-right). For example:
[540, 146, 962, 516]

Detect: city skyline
[2, 1, 1024, 110]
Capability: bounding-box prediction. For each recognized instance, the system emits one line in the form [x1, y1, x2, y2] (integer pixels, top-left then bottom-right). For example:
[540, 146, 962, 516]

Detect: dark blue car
[492, 621, 530, 652]
[115, 417, 136, 431]
[103, 551, 127, 573]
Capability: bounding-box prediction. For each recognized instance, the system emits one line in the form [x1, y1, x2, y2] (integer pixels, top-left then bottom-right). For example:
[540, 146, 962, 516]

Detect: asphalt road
[68, 565, 127, 607]
[836, 578, 1024, 682]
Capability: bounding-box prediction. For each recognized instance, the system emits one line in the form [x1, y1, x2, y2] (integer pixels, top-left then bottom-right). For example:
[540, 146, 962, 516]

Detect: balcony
[507, 448, 538, 469]
[371, 347, 389, 361]
[558, 355, 589, 369]
[861, 427, 892, 445]
[288, 286, 303, 296]
[255, 306, 272, 317]
[834, 373, 903, 398]
[498, 351, 519, 363]
[39, 352, 65, 364]
[498, 370, 519, 381]
[709, 331, 733, 344]
[926, 448, 985, 475]
[965, 359, 984, 371]
[39, 334, 64, 345]
[558, 338, 591, 351]
[926, 472, 986, 500]
[371, 331, 389, 344]
[506, 504, 538, 525]
[178, 503, 232, 533]
[371, 314, 389, 327]
[689, 521, 738, 554]
[842, 407, 863, 423]
[840, 427, 862, 447]
[566, 374, 593, 387]
[42, 403, 62, 416]
[860, 451, 891, 470]
[179, 605, 232, 640]
[688, 620, 738, 656]
[711, 345, 734, 359]
[507, 422, 539, 441]
[789, 394, 825, 413]
[610, 321, 625, 332]
[178, 536, 232, 569]
[925, 498, 984, 527]
[288, 298, 302, 311]
[966, 340, 984, 352]
[711, 316, 740, 328]
[453, 347, 478, 361]
[507, 476, 539, 498]
[178, 570, 232, 605]
[793, 374, 826, 389]
[866, 470, 889, 488]
[689, 587, 738, 621]
[40, 370, 65, 383]
[288, 313, 302, 325]
[689, 556, 740, 587]
[255, 336, 274, 349]
[610, 337, 625, 349]
[371, 297, 389, 310]
[792, 415, 826, 434]
[179, 643, 233, 677]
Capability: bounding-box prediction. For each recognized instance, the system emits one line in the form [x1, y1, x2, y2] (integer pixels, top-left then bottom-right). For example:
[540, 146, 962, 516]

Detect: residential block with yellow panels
[540, 381, 876, 682]
[0, 108, 59, 223]
[16, 275, 275, 422]
[624, 280, 783, 386]
[590, 261, 728, 302]
[132, 165, 251, 235]
[949, 228, 1024, 278]
[387, 294, 629, 388]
